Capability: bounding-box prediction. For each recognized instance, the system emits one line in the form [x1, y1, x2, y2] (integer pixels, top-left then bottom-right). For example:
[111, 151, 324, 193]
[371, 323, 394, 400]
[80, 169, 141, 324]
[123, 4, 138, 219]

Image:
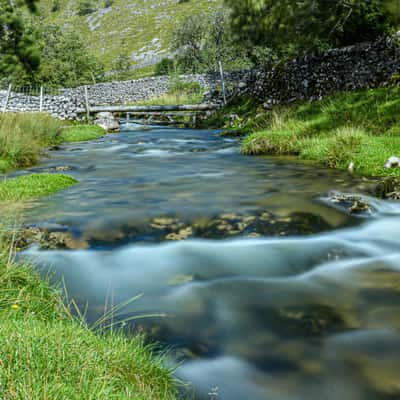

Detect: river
[22, 123, 400, 399]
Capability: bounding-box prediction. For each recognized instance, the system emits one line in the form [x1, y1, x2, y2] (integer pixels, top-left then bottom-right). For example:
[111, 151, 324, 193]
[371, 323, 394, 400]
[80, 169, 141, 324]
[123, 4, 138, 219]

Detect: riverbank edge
[0, 247, 179, 398]
[0, 207, 179, 399]
[0, 115, 179, 398]
[0, 113, 107, 174]
[205, 85, 400, 181]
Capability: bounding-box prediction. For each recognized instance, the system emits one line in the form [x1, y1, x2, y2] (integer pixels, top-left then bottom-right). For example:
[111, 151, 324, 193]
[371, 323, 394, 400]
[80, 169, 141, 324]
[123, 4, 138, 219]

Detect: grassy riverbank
[214, 85, 400, 177]
[0, 113, 178, 398]
[0, 114, 106, 173]
[0, 113, 61, 173]
[0, 241, 178, 399]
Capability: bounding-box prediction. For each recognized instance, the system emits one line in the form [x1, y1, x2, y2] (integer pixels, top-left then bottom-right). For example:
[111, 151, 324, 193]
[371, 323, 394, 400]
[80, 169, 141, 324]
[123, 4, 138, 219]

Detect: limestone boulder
[94, 112, 120, 132]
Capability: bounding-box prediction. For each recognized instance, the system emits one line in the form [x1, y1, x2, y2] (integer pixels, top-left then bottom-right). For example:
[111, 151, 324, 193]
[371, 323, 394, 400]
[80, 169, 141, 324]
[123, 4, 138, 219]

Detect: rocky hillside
[37, 0, 220, 73]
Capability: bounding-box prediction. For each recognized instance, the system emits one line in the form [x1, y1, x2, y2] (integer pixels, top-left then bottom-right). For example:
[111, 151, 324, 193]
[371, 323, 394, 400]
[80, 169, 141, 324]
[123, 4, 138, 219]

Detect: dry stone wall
[0, 74, 228, 120]
[233, 36, 400, 106]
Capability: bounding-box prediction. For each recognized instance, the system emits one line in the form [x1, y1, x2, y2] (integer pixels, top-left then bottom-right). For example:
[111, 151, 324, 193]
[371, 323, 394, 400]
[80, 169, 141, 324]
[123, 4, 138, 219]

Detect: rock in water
[327, 192, 373, 215]
[94, 112, 120, 132]
[384, 156, 400, 169]
[375, 177, 400, 199]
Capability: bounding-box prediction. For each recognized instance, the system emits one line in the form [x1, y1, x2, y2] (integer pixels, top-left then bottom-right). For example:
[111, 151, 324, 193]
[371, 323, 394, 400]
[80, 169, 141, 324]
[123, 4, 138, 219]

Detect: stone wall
[233, 36, 400, 106]
[0, 74, 229, 120]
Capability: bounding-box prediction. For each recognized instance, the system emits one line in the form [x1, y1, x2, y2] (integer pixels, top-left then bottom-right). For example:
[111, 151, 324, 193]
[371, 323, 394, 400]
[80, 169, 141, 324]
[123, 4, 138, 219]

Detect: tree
[224, 0, 396, 56]
[0, 0, 40, 79]
[171, 7, 251, 73]
[27, 24, 105, 87]
[111, 54, 132, 81]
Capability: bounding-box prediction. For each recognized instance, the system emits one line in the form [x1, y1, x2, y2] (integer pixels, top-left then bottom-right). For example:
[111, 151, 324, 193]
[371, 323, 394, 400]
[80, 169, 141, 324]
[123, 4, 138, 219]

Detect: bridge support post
[39, 86, 44, 112]
[2, 84, 12, 113]
[84, 85, 90, 122]
[219, 61, 227, 105]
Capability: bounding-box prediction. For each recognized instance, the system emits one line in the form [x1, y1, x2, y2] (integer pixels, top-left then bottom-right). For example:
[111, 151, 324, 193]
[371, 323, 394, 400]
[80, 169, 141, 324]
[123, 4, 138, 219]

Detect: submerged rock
[327, 192, 373, 215]
[166, 227, 193, 241]
[255, 304, 348, 338]
[48, 165, 74, 172]
[374, 177, 400, 200]
[16, 227, 88, 250]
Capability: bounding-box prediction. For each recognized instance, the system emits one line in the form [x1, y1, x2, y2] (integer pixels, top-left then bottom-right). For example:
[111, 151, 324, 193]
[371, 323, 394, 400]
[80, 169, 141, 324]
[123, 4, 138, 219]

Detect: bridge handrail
[76, 104, 219, 114]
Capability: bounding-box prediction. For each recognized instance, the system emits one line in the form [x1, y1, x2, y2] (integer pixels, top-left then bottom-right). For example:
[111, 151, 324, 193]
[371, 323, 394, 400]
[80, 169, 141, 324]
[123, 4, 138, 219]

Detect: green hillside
[37, 0, 221, 74]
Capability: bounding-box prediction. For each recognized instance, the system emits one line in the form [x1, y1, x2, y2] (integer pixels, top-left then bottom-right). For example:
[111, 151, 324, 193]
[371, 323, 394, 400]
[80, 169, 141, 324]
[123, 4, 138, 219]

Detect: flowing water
[22, 123, 400, 399]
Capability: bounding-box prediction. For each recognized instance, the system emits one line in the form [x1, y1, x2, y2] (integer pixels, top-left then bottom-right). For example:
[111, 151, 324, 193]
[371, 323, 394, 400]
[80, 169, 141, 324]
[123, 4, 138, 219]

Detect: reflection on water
[21, 124, 400, 399]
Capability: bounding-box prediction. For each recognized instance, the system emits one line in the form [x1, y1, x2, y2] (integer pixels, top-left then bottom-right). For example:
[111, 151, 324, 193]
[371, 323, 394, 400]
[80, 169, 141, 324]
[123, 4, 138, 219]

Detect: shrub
[77, 0, 96, 16]
[155, 58, 175, 76]
[241, 130, 300, 155]
[324, 127, 367, 168]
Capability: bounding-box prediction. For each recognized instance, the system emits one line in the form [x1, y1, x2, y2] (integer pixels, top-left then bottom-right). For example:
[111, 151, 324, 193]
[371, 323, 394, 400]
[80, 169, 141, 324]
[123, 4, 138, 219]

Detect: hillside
[37, 0, 220, 75]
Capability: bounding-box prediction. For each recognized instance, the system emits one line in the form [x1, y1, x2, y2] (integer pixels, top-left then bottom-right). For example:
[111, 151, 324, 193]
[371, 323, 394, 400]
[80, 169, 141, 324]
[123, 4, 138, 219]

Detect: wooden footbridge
[78, 104, 218, 125]
[76, 103, 219, 126]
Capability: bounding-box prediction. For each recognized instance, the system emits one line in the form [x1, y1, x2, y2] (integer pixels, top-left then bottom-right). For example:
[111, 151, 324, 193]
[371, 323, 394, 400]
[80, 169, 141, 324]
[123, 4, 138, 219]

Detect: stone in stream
[326, 192, 373, 215]
[254, 304, 348, 338]
[16, 227, 89, 250]
[47, 165, 75, 172]
[94, 111, 120, 132]
[166, 227, 193, 241]
[374, 177, 400, 200]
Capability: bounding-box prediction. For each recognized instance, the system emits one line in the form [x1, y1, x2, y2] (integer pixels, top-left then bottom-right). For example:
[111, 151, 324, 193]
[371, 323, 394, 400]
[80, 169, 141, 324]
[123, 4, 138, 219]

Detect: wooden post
[84, 85, 90, 122]
[126, 112, 130, 123]
[219, 61, 227, 105]
[2, 84, 12, 113]
[39, 86, 44, 112]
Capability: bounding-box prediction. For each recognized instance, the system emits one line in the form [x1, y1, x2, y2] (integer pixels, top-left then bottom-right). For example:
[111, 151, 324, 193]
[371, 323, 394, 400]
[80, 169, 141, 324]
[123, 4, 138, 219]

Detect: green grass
[133, 81, 204, 106]
[0, 174, 78, 201]
[0, 317, 177, 399]
[0, 233, 178, 399]
[113, 65, 158, 81]
[133, 91, 204, 106]
[0, 113, 62, 173]
[60, 124, 106, 142]
[0, 114, 108, 174]
[37, 0, 221, 73]
[237, 86, 400, 177]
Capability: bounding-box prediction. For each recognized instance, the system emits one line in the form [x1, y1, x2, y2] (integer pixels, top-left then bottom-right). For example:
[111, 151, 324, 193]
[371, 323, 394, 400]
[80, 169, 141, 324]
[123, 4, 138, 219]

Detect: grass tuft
[0, 113, 62, 173]
[0, 173, 78, 202]
[60, 125, 106, 142]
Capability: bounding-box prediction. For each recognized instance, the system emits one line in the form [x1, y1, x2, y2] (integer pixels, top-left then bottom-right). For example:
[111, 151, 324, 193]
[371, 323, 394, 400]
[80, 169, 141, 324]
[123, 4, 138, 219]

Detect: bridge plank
[76, 104, 218, 114]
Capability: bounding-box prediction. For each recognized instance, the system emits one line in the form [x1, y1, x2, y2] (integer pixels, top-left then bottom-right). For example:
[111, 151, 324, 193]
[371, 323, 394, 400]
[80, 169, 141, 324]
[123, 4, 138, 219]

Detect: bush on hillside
[155, 58, 175, 76]
[77, 0, 96, 16]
